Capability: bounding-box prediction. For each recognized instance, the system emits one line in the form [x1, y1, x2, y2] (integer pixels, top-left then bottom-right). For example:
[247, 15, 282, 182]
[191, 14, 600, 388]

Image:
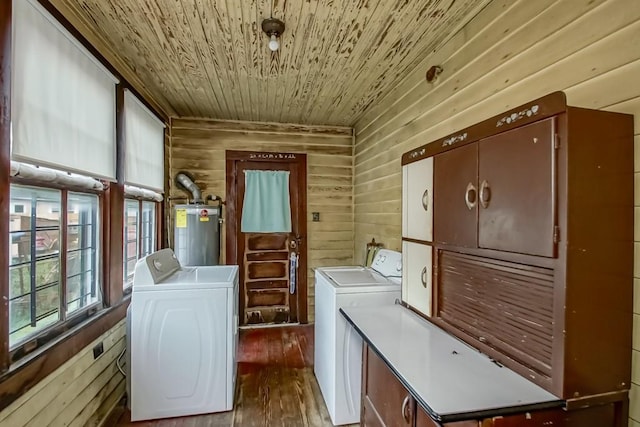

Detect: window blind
[11, 0, 119, 180]
[124, 90, 165, 191]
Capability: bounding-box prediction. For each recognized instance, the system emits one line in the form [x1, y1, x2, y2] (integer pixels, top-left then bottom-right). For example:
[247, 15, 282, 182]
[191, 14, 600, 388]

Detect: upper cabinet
[477, 118, 555, 257]
[434, 117, 556, 257]
[402, 157, 434, 242]
[433, 143, 478, 248]
[402, 241, 432, 317]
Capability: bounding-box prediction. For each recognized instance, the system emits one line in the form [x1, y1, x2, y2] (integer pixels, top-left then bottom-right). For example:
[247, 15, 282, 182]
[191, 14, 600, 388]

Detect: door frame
[225, 150, 308, 324]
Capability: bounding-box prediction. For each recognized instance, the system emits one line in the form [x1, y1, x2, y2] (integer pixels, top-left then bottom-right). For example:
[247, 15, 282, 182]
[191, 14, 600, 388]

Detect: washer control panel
[371, 249, 402, 278]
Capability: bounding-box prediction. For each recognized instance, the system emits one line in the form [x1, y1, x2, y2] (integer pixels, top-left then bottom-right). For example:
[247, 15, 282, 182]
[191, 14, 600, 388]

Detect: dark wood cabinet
[363, 341, 622, 427]
[399, 92, 633, 424]
[348, 293, 635, 427]
[477, 117, 556, 257]
[362, 345, 414, 427]
[434, 117, 556, 257]
[434, 142, 478, 249]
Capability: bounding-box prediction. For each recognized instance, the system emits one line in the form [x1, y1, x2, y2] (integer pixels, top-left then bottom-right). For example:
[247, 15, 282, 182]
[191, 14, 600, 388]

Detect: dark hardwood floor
[108, 325, 347, 427]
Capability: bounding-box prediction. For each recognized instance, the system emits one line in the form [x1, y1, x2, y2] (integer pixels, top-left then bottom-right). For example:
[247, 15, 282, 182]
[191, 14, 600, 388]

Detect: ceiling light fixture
[425, 65, 443, 83]
[261, 17, 285, 52]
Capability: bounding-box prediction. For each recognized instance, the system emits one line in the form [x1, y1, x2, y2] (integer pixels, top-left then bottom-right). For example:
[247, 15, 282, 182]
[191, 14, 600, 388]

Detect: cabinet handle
[421, 189, 429, 212]
[479, 179, 491, 209]
[464, 182, 477, 210]
[401, 395, 411, 423]
[421, 266, 427, 288]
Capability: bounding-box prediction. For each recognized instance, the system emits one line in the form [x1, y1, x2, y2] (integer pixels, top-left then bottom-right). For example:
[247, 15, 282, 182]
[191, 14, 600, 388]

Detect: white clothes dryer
[314, 249, 402, 425]
[127, 249, 239, 422]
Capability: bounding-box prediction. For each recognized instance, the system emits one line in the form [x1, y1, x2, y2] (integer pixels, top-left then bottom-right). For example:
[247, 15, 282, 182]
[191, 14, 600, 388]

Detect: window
[66, 192, 100, 314]
[123, 199, 157, 289]
[141, 201, 157, 258]
[8, 184, 100, 347]
[123, 200, 139, 288]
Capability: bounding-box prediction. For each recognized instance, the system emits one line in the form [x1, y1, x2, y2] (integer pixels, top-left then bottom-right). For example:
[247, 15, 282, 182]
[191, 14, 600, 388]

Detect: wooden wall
[0, 321, 125, 426]
[352, 0, 640, 424]
[168, 119, 354, 322]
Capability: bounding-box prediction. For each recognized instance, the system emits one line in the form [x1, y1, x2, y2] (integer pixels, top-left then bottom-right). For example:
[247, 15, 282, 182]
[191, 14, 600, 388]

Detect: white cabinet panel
[402, 157, 433, 241]
[402, 241, 432, 317]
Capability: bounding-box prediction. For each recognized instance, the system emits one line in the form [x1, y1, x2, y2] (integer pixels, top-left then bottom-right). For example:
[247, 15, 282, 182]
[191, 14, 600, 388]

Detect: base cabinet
[362, 345, 414, 427]
[416, 407, 477, 427]
[363, 344, 625, 427]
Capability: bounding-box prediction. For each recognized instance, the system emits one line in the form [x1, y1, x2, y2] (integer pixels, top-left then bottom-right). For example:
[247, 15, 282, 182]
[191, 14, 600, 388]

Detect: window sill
[0, 298, 130, 412]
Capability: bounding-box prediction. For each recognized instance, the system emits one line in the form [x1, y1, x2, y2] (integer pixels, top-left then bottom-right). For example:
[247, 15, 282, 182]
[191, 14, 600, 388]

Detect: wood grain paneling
[46, 0, 490, 126]
[169, 118, 354, 321]
[352, 1, 640, 425]
[0, 321, 125, 427]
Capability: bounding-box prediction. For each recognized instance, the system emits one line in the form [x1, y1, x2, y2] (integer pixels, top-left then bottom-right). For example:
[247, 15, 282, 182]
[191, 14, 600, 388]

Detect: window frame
[123, 198, 140, 290]
[123, 197, 159, 292]
[7, 181, 104, 362]
[0, 0, 166, 412]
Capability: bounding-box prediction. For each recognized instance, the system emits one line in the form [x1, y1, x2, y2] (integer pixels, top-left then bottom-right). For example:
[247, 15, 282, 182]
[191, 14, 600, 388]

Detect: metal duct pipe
[175, 172, 203, 203]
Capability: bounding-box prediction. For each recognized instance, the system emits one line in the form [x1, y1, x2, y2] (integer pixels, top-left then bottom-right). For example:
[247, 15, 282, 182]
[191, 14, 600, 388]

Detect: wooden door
[434, 143, 478, 248]
[478, 118, 556, 257]
[226, 151, 307, 326]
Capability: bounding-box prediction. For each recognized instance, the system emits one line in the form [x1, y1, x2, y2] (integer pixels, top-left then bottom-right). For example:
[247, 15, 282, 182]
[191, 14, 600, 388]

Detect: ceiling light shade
[262, 17, 285, 51]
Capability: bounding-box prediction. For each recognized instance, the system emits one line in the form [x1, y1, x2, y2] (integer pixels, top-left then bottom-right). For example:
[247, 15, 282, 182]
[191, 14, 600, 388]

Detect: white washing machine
[314, 249, 402, 426]
[128, 249, 239, 421]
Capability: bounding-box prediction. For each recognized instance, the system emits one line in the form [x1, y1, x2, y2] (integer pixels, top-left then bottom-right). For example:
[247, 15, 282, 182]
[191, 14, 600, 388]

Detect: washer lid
[324, 267, 390, 286]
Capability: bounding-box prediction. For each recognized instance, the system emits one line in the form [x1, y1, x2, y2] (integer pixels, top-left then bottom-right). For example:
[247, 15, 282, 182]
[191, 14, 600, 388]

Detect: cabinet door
[402, 241, 432, 317]
[403, 157, 434, 241]
[362, 345, 414, 427]
[434, 143, 478, 248]
[478, 118, 556, 257]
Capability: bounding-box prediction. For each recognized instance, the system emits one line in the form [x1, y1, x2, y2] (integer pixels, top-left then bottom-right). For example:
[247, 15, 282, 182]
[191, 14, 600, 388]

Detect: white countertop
[340, 304, 562, 422]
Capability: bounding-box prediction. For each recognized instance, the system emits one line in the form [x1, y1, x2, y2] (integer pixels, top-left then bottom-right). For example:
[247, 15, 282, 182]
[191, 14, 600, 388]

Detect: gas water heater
[173, 173, 222, 266]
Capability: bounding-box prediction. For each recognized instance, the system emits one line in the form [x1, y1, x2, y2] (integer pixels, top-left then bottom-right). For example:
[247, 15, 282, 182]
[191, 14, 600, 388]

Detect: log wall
[168, 119, 355, 322]
[0, 321, 125, 427]
[352, 0, 640, 423]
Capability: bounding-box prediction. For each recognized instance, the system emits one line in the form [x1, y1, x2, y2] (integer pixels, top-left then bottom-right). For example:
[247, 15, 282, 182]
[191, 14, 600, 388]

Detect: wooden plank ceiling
[50, 0, 490, 126]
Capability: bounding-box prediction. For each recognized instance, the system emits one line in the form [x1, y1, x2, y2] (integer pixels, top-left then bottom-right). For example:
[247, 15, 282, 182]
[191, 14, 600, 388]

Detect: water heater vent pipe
[175, 172, 203, 204]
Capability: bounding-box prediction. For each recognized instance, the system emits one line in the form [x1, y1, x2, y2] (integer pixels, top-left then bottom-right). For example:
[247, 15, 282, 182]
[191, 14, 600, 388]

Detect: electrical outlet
[93, 342, 104, 359]
[312, 212, 320, 222]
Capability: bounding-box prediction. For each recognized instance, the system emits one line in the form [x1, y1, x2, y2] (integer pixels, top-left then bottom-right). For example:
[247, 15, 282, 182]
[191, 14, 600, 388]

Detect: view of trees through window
[8, 185, 100, 347]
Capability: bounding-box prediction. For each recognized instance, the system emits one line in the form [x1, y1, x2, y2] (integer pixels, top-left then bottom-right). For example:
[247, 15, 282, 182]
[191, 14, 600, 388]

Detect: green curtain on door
[241, 170, 292, 233]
